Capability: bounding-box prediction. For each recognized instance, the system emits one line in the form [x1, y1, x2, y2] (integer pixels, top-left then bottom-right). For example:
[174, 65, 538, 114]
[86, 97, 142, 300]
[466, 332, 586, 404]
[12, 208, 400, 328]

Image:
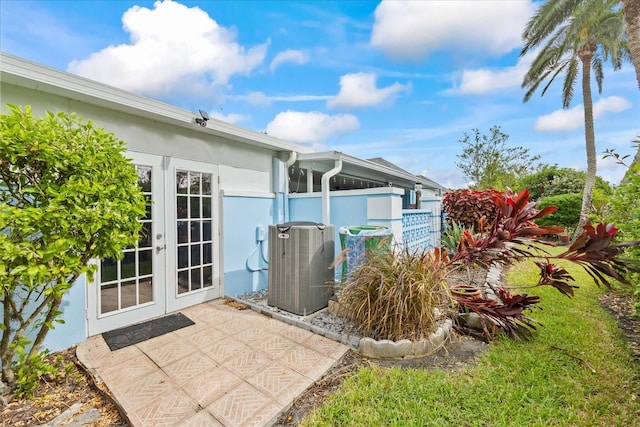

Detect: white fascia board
[0, 53, 312, 154]
[297, 151, 430, 189]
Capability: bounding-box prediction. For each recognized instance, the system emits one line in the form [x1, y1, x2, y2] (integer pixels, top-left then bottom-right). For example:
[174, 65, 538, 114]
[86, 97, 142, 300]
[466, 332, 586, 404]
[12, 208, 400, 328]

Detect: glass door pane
[175, 170, 214, 294]
[99, 165, 154, 314]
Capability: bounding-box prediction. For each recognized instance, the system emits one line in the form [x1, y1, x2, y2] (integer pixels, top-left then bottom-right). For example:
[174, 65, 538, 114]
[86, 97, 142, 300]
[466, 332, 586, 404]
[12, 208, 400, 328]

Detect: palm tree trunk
[574, 53, 597, 240]
[622, 0, 640, 90]
[621, 0, 640, 180]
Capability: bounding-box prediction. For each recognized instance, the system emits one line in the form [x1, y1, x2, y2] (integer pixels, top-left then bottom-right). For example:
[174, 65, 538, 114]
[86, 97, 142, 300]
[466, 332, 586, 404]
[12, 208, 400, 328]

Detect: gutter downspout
[284, 151, 297, 222]
[321, 159, 342, 225]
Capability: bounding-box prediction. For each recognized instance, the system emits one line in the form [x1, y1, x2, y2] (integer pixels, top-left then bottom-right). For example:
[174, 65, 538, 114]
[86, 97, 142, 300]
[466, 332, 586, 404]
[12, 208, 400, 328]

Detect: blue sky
[1, 0, 638, 188]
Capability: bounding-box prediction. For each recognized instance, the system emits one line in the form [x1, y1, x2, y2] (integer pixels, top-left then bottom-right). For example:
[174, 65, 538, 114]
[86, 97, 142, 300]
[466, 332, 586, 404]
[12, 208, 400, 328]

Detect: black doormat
[102, 312, 195, 351]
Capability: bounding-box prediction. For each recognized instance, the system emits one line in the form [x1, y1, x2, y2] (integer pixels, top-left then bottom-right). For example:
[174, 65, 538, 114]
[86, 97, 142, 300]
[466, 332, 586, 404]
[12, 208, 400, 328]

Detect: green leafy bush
[535, 193, 582, 230]
[442, 189, 502, 230]
[0, 105, 146, 395]
[607, 163, 640, 297]
[515, 165, 612, 201]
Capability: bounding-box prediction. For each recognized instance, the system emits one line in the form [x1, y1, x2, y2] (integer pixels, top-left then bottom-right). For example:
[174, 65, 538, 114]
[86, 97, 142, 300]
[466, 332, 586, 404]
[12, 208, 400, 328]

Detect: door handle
[156, 244, 166, 252]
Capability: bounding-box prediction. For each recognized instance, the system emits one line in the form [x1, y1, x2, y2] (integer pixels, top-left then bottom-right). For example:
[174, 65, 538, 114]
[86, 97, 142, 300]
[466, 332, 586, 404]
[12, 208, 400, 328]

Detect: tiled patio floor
[76, 300, 348, 426]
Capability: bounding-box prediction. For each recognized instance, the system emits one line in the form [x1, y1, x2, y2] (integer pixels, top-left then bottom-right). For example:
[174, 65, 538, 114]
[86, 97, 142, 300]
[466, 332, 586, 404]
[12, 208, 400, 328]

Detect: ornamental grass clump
[339, 247, 450, 341]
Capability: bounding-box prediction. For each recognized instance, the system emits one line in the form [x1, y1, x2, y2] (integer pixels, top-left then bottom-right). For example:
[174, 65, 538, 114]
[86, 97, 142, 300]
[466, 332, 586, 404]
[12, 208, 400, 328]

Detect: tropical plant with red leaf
[443, 188, 502, 230]
[450, 188, 563, 269]
[453, 285, 542, 340]
[447, 188, 640, 340]
[557, 222, 640, 288]
[535, 261, 578, 297]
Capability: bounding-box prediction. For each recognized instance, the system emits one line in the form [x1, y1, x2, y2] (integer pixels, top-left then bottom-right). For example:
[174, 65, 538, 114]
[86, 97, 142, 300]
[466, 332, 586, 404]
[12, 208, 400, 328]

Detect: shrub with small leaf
[0, 105, 146, 396]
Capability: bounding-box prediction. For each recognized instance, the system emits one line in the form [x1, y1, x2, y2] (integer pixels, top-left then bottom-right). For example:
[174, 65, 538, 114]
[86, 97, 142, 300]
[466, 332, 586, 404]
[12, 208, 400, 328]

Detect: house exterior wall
[1, 80, 285, 353]
[221, 192, 276, 296]
[289, 187, 404, 259]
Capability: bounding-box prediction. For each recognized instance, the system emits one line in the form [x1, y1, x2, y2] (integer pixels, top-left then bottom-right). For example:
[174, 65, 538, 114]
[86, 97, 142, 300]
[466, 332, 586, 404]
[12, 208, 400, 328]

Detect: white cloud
[231, 92, 332, 105]
[266, 111, 360, 144]
[67, 0, 267, 95]
[371, 0, 533, 60]
[210, 111, 249, 124]
[535, 96, 632, 131]
[451, 52, 535, 95]
[231, 91, 273, 106]
[327, 73, 409, 109]
[269, 49, 308, 71]
[270, 95, 332, 102]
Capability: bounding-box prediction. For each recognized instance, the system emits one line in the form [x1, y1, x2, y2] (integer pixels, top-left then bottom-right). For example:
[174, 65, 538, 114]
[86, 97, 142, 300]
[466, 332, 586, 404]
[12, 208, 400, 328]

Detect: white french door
[87, 154, 220, 336]
[165, 157, 220, 312]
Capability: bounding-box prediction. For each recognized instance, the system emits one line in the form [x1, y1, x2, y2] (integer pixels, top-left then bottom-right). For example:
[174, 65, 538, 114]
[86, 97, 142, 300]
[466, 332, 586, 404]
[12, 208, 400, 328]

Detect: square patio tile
[240, 401, 283, 427]
[235, 327, 279, 347]
[302, 334, 348, 359]
[182, 327, 227, 351]
[137, 335, 195, 367]
[98, 353, 158, 386]
[206, 382, 272, 426]
[201, 335, 250, 363]
[162, 351, 218, 385]
[278, 346, 338, 380]
[178, 410, 224, 427]
[133, 389, 199, 427]
[108, 370, 177, 411]
[181, 365, 242, 407]
[245, 361, 311, 406]
[221, 348, 272, 379]
[279, 325, 315, 343]
[255, 334, 297, 359]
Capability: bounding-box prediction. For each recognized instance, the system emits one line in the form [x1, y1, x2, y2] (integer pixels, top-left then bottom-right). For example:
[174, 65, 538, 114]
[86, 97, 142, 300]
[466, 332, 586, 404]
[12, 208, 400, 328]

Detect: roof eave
[0, 53, 311, 154]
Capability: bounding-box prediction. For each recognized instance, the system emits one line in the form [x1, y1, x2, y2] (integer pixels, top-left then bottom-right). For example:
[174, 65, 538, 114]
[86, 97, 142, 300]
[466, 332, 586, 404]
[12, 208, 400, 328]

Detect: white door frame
[87, 152, 167, 336]
[87, 153, 221, 335]
[165, 157, 221, 312]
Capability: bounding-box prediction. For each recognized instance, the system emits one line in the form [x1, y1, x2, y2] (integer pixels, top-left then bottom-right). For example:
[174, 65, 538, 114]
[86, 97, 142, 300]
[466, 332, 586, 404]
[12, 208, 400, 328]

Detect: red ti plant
[448, 188, 640, 339]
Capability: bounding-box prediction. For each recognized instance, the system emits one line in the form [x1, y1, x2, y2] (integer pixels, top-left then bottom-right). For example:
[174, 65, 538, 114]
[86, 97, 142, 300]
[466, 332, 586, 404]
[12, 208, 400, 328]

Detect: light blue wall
[289, 194, 369, 258]
[0, 276, 87, 364]
[45, 276, 87, 351]
[222, 194, 276, 296]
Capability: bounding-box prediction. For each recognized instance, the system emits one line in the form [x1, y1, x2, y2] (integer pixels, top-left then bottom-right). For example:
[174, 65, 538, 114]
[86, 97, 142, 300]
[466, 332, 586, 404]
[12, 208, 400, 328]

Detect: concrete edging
[358, 319, 452, 359]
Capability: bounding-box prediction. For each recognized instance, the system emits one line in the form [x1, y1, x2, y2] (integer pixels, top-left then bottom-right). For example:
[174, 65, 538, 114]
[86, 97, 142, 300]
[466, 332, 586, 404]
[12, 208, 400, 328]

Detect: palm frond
[522, 0, 584, 56]
[521, 0, 626, 107]
[562, 58, 579, 108]
[592, 56, 604, 93]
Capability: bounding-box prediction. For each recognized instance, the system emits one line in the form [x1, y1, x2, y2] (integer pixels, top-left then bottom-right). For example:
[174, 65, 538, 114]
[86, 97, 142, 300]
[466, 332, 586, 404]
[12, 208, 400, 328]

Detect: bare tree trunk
[622, 0, 640, 90]
[574, 53, 597, 239]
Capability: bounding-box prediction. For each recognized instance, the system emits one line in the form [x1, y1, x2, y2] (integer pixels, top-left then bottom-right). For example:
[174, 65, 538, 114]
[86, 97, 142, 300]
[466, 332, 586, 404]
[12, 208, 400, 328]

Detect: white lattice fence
[402, 210, 432, 252]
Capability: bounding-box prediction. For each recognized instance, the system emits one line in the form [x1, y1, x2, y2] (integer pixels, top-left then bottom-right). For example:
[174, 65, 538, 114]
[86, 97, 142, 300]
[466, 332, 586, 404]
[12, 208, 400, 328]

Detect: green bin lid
[340, 225, 391, 235]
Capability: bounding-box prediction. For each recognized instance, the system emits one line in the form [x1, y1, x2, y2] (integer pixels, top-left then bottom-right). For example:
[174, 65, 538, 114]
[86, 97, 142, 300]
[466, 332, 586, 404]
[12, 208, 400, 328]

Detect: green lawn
[303, 249, 640, 426]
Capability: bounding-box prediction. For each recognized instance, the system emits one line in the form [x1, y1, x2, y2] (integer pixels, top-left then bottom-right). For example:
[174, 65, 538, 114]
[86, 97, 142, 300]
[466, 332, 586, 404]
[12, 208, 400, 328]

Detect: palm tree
[521, 0, 628, 238]
[621, 0, 640, 90]
[523, 0, 640, 181]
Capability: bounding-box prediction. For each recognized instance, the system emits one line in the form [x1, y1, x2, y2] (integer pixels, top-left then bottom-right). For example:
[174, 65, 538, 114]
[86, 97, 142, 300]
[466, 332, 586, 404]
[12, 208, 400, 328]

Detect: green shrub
[535, 193, 582, 230]
[607, 163, 640, 298]
[0, 105, 146, 395]
[339, 247, 450, 341]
